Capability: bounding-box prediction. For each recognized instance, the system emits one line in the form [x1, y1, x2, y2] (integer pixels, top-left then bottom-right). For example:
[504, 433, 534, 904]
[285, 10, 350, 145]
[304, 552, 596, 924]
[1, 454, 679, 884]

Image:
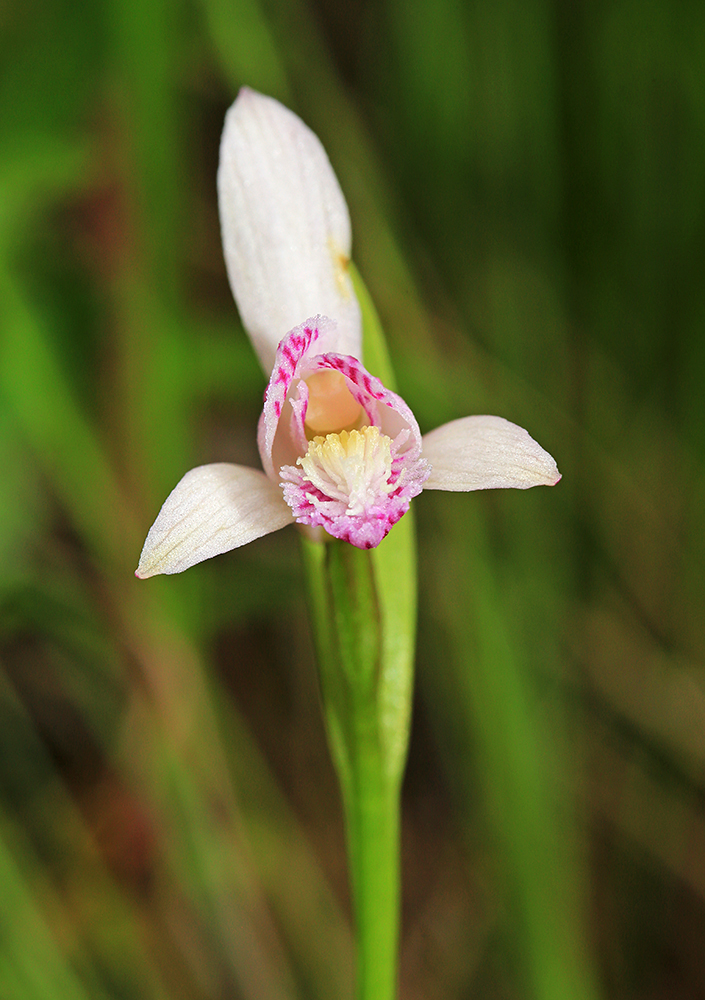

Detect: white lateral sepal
[136, 463, 294, 578]
[422, 415, 561, 491]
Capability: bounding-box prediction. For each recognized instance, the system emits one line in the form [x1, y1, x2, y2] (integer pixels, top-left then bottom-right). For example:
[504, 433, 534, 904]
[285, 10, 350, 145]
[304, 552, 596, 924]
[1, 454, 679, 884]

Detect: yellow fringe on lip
[297, 426, 394, 515]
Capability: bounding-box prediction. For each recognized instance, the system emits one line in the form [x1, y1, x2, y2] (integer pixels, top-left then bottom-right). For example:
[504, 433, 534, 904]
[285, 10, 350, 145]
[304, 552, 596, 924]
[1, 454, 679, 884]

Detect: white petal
[136, 464, 294, 578]
[422, 415, 561, 491]
[218, 88, 361, 373]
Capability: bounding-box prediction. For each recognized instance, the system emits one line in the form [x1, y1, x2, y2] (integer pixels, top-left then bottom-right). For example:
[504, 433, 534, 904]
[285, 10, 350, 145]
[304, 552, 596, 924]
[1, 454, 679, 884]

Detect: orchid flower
[136, 89, 560, 579]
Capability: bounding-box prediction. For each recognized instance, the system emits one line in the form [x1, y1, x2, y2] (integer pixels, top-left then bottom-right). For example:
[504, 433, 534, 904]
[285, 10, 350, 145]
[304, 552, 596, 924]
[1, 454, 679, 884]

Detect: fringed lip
[256, 315, 430, 548]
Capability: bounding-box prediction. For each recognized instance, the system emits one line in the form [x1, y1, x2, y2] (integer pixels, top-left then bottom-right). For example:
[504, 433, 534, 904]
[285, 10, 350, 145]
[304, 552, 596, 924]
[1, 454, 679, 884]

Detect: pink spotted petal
[258, 316, 335, 479]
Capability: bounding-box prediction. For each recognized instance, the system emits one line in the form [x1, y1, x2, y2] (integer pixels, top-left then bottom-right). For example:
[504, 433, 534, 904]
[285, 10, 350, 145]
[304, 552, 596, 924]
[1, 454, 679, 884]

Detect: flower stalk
[301, 535, 406, 1000]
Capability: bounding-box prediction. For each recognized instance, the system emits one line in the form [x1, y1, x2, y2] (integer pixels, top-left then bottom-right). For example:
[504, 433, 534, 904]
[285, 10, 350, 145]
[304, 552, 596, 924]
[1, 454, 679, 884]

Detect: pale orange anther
[304, 370, 362, 435]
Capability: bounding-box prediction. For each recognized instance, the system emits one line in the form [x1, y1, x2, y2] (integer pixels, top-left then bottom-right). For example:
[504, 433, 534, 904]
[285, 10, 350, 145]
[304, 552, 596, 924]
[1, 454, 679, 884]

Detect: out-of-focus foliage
[0, 0, 703, 997]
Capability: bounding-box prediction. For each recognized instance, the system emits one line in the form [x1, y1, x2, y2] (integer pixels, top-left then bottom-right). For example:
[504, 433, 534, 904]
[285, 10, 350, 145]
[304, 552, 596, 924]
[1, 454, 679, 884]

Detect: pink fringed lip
[258, 316, 429, 549]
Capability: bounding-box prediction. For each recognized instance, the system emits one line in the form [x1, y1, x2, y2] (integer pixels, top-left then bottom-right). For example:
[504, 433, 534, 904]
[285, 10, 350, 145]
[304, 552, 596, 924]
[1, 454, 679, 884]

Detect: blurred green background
[1, 0, 704, 997]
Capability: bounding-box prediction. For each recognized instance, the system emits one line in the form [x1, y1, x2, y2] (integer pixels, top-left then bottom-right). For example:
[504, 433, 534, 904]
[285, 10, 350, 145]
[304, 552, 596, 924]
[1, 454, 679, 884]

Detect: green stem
[344, 752, 400, 1000]
[301, 536, 403, 1000]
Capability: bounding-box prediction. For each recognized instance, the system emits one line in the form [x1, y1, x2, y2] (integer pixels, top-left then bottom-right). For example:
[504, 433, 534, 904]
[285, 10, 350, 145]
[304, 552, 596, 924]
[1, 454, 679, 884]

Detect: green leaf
[353, 262, 418, 782]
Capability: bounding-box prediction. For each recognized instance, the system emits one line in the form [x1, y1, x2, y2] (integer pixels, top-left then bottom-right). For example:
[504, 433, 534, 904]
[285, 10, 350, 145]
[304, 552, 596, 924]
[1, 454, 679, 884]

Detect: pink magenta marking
[260, 319, 327, 480]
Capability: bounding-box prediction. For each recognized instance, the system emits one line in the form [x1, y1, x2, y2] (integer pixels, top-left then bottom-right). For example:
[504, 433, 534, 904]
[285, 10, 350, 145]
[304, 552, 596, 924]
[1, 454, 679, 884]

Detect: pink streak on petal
[310, 353, 424, 450]
[259, 316, 335, 478]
